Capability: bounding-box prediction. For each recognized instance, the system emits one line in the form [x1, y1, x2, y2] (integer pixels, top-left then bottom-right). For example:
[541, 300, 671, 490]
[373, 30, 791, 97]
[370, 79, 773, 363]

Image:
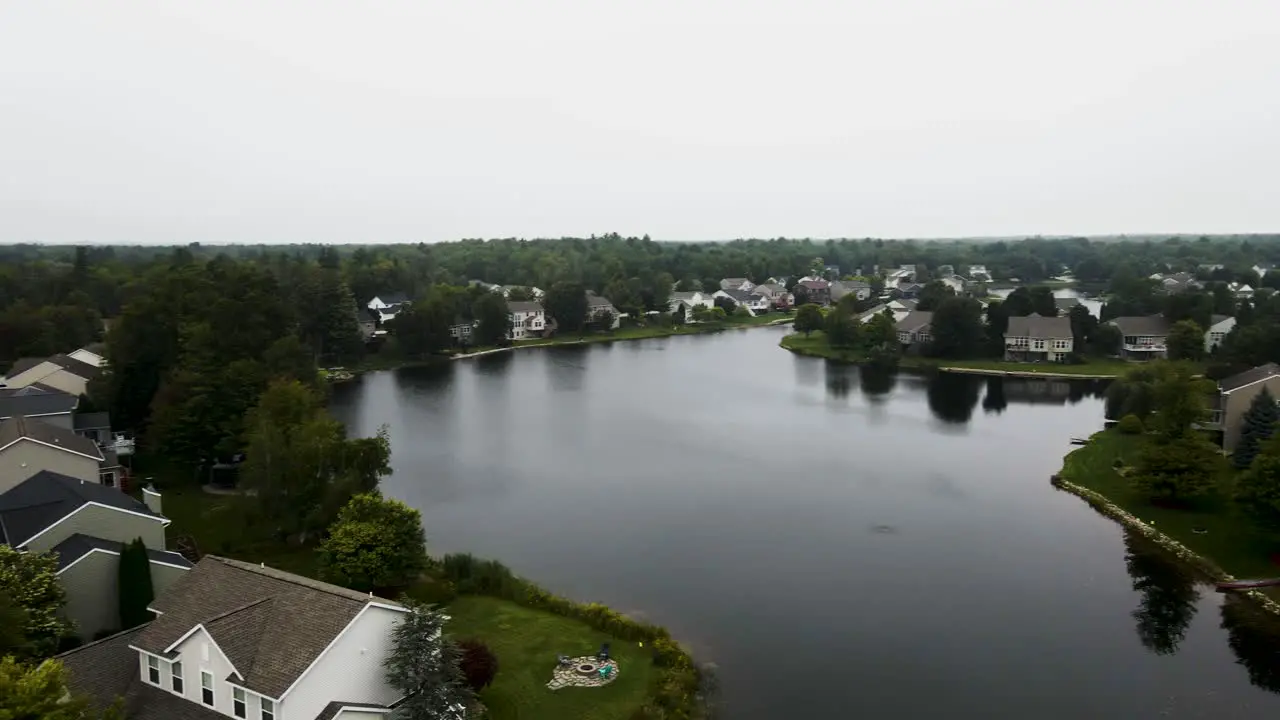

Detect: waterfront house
[0, 471, 189, 639]
[0, 385, 78, 428]
[750, 283, 785, 301]
[895, 311, 934, 349]
[1205, 314, 1236, 354]
[830, 280, 873, 303]
[1206, 363, 1280, 452]
[586, 293, 621, 328]
[797, 280, 831, 305]
[508, 301, 547, 340]
[2, 353, 101, 396]
[0, 415, 106, 490]
[719, 278, 755, 293]
[358, 308, 380, 341]
[713, 289, 770, 315]
[449, 316, 476, 345]
[857, 304, 890, 324]
[58, 555, 411, 720]
[1107, 315, 1171, 360]
[366, 293, 410, 323]
[1004, 313, 1074, 362]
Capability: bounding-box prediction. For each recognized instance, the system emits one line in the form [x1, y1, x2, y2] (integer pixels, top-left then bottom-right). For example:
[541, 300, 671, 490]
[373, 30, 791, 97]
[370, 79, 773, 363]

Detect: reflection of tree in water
[1222, 594, 1280, 693]
[982, 377, 1007, 414]
[1123, 529, 1200, 655]
[926, 373, 982, 424]
[825, 364, 852, 399]
[859, 366, 896, 401]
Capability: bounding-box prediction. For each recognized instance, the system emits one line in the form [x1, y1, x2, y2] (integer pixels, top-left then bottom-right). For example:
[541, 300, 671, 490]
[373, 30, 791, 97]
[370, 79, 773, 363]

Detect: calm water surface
[331, 328, 1280, 719]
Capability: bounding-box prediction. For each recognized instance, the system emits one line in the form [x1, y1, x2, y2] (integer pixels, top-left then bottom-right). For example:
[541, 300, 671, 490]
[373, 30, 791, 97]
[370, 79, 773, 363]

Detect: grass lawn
[445, 596, 652, 720]
[1061, 430, 1280, 581]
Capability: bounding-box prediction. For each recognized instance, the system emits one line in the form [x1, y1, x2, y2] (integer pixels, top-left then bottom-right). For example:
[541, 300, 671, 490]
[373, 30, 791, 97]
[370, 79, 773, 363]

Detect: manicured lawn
[445, 596, 653, 720]
[1060, 430, 1280, 581]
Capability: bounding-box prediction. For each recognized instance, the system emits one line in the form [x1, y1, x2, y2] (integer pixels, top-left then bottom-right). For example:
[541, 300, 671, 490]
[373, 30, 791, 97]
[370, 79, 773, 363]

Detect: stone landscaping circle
[547, 656, 620, 690]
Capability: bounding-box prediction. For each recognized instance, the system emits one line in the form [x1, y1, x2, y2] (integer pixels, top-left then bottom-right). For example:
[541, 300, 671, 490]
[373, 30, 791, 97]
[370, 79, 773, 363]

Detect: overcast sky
[1, 1, 1277, 244]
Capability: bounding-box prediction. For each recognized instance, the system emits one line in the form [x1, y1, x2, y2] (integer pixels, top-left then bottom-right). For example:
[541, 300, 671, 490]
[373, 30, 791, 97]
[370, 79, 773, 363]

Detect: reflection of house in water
[985, 377, 1110, 409]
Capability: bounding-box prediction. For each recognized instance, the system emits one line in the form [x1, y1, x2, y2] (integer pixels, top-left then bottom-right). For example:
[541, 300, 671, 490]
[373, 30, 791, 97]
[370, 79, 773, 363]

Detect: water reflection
[824, 363, 853, 399]
[859, 365, 896, 401]
[981, 376, 1007, 414]
[1222, 594, 1280, 693]
[1123, 529, 1200, 655]
[926, 373, 982, 424]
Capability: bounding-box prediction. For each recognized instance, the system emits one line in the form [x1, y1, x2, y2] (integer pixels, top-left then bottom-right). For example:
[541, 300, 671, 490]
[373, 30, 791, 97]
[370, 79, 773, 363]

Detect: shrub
[458, 639, 499, 692]
[1117, 414, 1144, 435]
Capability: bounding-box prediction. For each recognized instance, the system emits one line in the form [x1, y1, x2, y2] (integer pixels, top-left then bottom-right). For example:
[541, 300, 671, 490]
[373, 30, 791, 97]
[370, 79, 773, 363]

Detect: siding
[24, 504, 166, 553]
[151, 561, 188, 599]
[0, 440, 100, 492]
[285, 605, 405, 720]
[59, 550, 120, 639]
[168, 626, 240, 714]
[1223, 375, 1280, 451]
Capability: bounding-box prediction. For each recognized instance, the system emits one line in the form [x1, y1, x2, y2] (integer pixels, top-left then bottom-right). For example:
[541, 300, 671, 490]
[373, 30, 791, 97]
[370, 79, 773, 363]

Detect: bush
[1117, 414, 1144, 435]
[458, 639, 499, 692]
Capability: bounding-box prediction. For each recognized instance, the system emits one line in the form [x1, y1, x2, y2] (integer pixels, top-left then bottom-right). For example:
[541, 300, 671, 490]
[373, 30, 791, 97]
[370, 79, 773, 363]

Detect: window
[170, 661, 184, 694]
[201, 671, 214, 707]
[146, 655, 160, 685]
[99, 470, 116, 487]
[233, 687, 246, 718]
[260, 698, 275, 720]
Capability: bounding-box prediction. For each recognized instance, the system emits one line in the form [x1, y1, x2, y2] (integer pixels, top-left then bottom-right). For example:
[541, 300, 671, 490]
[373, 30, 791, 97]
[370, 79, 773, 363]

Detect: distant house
[1205, 314, 1236, 354]
[366, 293, 411, 323]
[498, 285, 545, 299]
[0, 416, 106, 490]
[895, 311, 934, 348]
[449, 316, 476, 345]
[884, 265, 916, 289]
[719, 278, 755, 293]
[829, 280, 872, 303]
[1150, 272, 1202, 295]
[896, 283, 924, 299]
[938, 276, 966, 295]
[58, 555, 412, 720]
[1108, 315, 1172, 360]
[508, 301, 547, 340]
[1229, 282, 1255, 299]
[751, 284, 792, 310]
[797, 280, 831, 305]
[586, 293, 621, 329]
[713, 289, 769, 316]
[358, 308, 381, 341]
[668, 291, 716, 320]
[2, 354, 101, 396]
[857, 304, 894, 324]
[966, 265, 992, 282]
[1004, 313, 1074, 362]
[0, 385, 78, 428]
[68, 344, 107, 368]
[1208, 363, 1280, 452]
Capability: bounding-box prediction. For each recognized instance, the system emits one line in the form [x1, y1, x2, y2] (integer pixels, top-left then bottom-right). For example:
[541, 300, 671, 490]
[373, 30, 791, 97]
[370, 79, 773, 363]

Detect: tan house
[1004, 313, 1074, 362]
[1208, 363, 1280, 452]
[896, 311, 934, 349]
[1107, 315, 1171, 360]
[0, 416, 105, 490]
[0, 471, 190, 639]
[1, 353, 101, 396]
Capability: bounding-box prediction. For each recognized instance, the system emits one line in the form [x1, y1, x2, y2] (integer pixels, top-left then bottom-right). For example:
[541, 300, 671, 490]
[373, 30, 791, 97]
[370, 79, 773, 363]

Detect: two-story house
[0, 471, 190, 638]
[366, 293, 410, 323]
[1205, 363, 1280, 452]
[719, 278, 755, 293]
[1004, 313, 1074, 362]
[797, 280, 831, 305]
[1205, 314, 1236, 354]
[586, 293, 621, 329]
[2, 353, 101, 396]
[895, 311, 934, 350]
[0, 415, 106, 490]
[508, 301, 547, 340]
[0, 384, 79, 428]
[829, 281, 872, 303]
[750, 283, 793, 308]
[59, 556, 412, 720]
[1108, 315, 1171, 360]
[712, 289, 769, 315]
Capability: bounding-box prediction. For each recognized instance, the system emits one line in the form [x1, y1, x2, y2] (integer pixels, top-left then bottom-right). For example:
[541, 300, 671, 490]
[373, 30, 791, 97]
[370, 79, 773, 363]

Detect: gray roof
[720, 277, 749, 286]
[508, 301, 543, 313]
[58, 626, 224, 720]
[315, 701, 393, 720]
[751, 283, 785, 295]
[1054, 297, 1081, 310]
[135, 556, 402, 698]
[3, 357, 46, 377]
[1006, 313, 1073, 339]
[0, 387, 78, 419]
[47, 353, 101, 380]
[719, 288, 754, 302]
[586, 293, 615, 308]
[1220, 363, 1280, 393]
[73, 411, 112, 430]
[0, 416, 104, 460]
[0, 469, 163, 546]
[51, 533, 192, 572]
[1210, 313, 1233, 327]
[896, 311, 934, 333]
[1109, 315, 1171, 337]
[374, 291, 410, 305]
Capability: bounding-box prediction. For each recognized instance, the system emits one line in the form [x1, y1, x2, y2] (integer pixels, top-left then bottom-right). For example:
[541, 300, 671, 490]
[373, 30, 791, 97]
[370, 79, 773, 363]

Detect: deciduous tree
[545, 282, 588, 333]
[1132, 433, 1224, 502]
[1166, 320, 1205, 361]
[0, 657, 124, 720]
[925, 297, 984, 359]
[319, 493, 427, 593]
[471, 293, 511, 346]
[914, 281, 954, 312]
[793, 304, 823, 336]
[0, 546, 71, 658]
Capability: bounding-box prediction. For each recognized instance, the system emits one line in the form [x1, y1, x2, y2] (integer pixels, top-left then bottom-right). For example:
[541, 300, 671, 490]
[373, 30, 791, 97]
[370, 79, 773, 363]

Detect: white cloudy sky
[1, 1, 1277, 243]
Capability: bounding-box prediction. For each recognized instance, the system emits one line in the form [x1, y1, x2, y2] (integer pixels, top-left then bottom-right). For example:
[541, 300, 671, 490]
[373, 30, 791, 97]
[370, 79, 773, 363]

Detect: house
[1229, 282, 1255, 299]
[366, 293, 411, 323]
[668, 291, 715, 311]
[59, 555, 412, 720]
[0, 416, 106, 491]
[938, 276, 966, 294]
[750, 284, 792, 310]
[2, 353, 101, 396]
[896, 283, 924, 299]
[1205, 314, 1236, 354]
[449, 317, 476, 345]
[719, 278, 755, 293]
[857, 304, 893, 324]
[1108, 315, 1171, 360]
[713, 289, 769, 316]
[0, 385, 79, 428]
[69, 344, 107, 368]
[508, 301, 547, 341]
[966, 265, 992, 282]
[1208, 364, 1280, 452]
[1004, 313, 1074, 362]
[497, 285, 545, 299]
[358, 308, 380, 341]
[884, 265, 916, 288]
[797, 280, 831, 305]
[1150, 272, 1202, 294]
[829, 280, 872, 303]
[0, 471, 190, 638]
[586, 293, 621, 329]
[73, 411, 114, 446]
[895, 311, 934, 348]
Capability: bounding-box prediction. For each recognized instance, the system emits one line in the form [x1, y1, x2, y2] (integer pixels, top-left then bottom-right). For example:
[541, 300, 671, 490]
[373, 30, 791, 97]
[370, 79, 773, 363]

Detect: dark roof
[48, 353, 101, 379]
[74, 411, 112, 430]
[1006, 313, 1073, 339]
[585, 293, 614, 308]
[896, 311, 934, 333]
[719, 288, 754, 302]
[1210, 314, 1233, 327]
[375, 291, 410, 305]
[1221, 363, 1280, 393]
[508, 301, 543, 313]
[51, 533, 193, 572]
[0, 416, 104, 460]
[315, 701, 392, 720]
[58, 625, 224, 720]
[0, 469, 163, 546]
[1109, 315, 1171, 337]
[799, 280, 830, 290]
[0, 387, 78, 419]
[135, 556, 402, 698]
[3, 357, 46, 377]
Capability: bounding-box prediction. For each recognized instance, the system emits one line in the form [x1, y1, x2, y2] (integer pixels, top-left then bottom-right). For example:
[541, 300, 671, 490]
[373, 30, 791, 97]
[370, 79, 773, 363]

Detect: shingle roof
[799, 280, 830, 290]
[896, 311, 934, 333]
[0, 469, 163, 546]
[1220, 363, 1280, 393]
[586, 293, 615, 308]
[1210, 314, 1233, 327]
[0, 416, 104, 460]
[51, 533, 193, 572]
[73, 411, 112, 430]
[3, 357, 47, 378]
[48, 353, 101, 379]
[315, 700, 392, 720]
[719, 288, 754, 302]
[1006, 313, 1073, 339]
[375, 291, 410, 305]
[135, 556, 402, 698]
[751, 283, 785, 295]
[508, 301, 543, 313]
[1109, 315, 1171, 337]
[0, 387, 78, 419]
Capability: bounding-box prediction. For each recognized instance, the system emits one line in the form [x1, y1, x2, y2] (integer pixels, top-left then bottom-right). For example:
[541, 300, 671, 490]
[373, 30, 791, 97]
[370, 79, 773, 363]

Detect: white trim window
[233, 687, 247, 718]
[201, 670, 214, 707]
[260, 697, 275, 720]
[146, 655, 161, 685]
[170, 661, 184, 694]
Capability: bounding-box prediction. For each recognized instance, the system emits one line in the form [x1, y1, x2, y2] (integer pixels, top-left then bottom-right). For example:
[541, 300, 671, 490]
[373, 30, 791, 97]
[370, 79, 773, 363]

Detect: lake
[330, 327, 1280, 718]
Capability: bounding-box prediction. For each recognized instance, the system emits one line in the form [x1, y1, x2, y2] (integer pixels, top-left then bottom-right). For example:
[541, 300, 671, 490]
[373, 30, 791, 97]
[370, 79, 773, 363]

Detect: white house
[719, 278, 755, 293]
[713, 289, 769, 315]
[59, 555, 420, 720]
[1206, 314, 1236, 354]
[669, 291, 715, 311]
[508, 301, 547, 340]
[366, 293, 411, 323]
[586, 293, 621, 329]
[1229, 282, 1255, 299]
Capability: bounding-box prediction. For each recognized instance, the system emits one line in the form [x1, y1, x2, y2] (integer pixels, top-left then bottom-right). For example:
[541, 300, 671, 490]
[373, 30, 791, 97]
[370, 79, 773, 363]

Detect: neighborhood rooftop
[0, 469, 164, 546]
[1220, 362, 1280, 393]
[0, 415, 104, 460]
[51, 533, 192, 572]
[0, 386, 78, 419]
[1006, 313, 1073, 338]
[1109, 315, 1171, 336]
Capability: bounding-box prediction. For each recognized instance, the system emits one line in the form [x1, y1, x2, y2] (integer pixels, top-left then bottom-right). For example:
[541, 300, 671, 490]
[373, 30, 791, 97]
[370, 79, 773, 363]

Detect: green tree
[545, 282, 588, 333]
[0, 591, 29, 656]
[117, 538, 154, 631]
[0, 657, 119, 720]
[926, 298, 985, 359]
[471, 293, 511, 346]
[384, 600, 474, 720]
[1237, 450, 1280, 528]
[793, 304, 823, 336]
[319, 493, 427, 593]
[1132, 433, 1224, 502]
[824, 309, 860, 348]
[1166, 320, 1205, 361]
[1089, 322, 1123, 356]
[390, 300, 451, 359]
[864, 310, 898, 349]
[0, 546, 71, 659]
[1234, 388, 1280, 469]
[1001, 287, 1034, 317]
[1029, 286, 1057, 317]
[1148, 363, 1214, 440]
[1068, 304, 1097, 349]
[915, 280, 955, 312]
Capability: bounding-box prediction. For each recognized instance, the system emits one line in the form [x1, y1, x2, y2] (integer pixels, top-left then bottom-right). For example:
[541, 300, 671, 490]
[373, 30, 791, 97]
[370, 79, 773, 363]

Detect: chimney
[142, 484, 163, 516]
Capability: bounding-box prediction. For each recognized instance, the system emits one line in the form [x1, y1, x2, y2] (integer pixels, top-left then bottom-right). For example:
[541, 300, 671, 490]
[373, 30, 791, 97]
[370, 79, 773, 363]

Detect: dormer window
[260, 697, 275, 720]
[201, 670, 214, 706]
[233, 687, 247, 718]
[146, 655, 160, 684]
[171, 661, 184, 694]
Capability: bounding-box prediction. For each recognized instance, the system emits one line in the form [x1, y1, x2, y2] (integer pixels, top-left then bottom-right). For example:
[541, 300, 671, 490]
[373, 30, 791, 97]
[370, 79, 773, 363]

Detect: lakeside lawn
[1060, 430, 1280, 581]
[446, 596, 653, 720]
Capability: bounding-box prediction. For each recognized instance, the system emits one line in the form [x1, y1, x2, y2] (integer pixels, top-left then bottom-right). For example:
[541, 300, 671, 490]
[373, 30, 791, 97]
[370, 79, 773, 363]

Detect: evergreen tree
[118, 538, 155, 630]
[384, 600, 474, 720]
[1234, 387, 1279, 469]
